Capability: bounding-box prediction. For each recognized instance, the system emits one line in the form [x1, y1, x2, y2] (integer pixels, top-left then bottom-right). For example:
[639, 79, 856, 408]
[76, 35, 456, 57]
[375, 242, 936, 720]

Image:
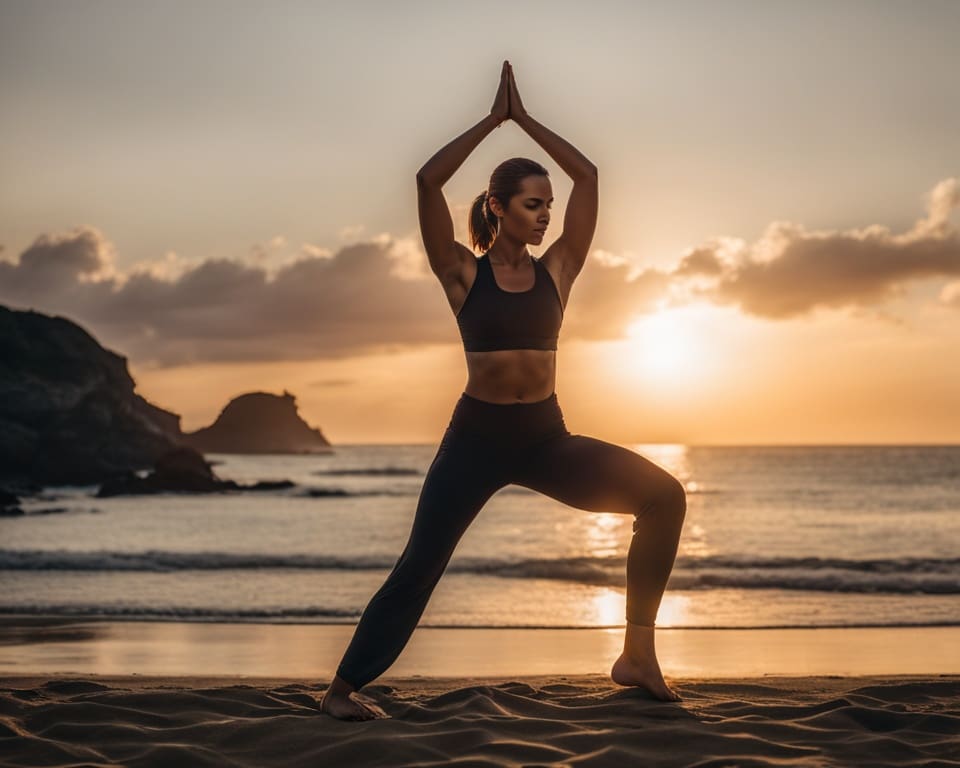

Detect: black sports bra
[455, 252, 564, 352]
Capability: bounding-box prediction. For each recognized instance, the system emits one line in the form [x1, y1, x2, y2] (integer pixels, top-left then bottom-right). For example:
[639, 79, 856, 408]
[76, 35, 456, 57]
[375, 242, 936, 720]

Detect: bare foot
[320, 689, 391, 720]
[610, 653, 682, 702]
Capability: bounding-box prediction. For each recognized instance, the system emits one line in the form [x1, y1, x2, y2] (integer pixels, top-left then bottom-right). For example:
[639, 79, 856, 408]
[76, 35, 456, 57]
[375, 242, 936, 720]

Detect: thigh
[511, 433, 683, 516]
[389, 430, 507, 583]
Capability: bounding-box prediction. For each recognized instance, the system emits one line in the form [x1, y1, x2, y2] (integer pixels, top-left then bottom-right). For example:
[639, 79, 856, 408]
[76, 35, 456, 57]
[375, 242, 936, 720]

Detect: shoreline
[2, 616, 959, 678]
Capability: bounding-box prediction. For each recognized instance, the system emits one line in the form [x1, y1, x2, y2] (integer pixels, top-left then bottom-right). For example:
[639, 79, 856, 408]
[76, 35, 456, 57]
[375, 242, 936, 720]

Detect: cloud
[0, 221, 671, 365]
[561, 249, 671, 339]
[2, 178, 958, 367]
[940, 280, 960, 307]
[0, 228, 459, 366]
[671, 178, 960, 318]
[0, 228, 120, 293]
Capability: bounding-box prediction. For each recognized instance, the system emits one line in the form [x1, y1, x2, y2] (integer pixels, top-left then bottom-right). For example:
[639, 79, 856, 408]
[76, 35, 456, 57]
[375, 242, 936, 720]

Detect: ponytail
[469, 190, 499, 253]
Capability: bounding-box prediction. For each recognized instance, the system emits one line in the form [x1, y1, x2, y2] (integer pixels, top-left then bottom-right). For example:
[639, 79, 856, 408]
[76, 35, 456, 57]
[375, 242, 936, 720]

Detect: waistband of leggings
[449, 391, 565, 434]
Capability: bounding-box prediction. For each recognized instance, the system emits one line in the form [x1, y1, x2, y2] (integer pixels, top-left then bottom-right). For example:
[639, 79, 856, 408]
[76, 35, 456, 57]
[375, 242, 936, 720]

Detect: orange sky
[2, 3, 959, 444]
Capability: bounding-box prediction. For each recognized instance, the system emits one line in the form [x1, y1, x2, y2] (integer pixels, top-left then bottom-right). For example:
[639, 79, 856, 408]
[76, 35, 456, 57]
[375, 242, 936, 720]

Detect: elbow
[416, 170, 438, 188]
[574, 165, 598, 183]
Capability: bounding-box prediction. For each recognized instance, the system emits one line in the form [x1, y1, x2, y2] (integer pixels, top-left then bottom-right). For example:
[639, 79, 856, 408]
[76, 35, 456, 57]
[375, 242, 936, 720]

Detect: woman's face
[493, 175, 553, 245]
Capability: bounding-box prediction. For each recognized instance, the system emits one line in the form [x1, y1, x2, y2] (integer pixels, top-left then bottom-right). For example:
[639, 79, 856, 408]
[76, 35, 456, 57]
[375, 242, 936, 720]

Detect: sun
[621, 305, 712, 382]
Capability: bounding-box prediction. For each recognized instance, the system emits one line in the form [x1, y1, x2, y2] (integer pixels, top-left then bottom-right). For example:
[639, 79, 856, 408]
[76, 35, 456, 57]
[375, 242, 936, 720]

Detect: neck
[487, 239, 533, 268]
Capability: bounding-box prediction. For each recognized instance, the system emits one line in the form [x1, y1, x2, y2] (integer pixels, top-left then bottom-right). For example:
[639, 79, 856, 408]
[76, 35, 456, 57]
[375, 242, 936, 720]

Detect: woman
[321, 61, 686, 720]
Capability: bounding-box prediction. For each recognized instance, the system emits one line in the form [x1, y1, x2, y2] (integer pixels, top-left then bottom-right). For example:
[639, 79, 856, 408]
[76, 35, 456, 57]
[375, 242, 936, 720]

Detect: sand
[1, 672, 959, 767]
[2, 619, 959, 766]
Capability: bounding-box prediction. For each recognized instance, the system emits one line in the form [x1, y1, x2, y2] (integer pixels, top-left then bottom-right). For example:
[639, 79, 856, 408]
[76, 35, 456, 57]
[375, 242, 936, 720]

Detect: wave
[1, 550, 958, 594]
[0, 605, 359, 620]
[0, 605, 956, 629]
[311, 467, 421, 476]
[301, 488, 412, 497]
[300, 485, 533, 498]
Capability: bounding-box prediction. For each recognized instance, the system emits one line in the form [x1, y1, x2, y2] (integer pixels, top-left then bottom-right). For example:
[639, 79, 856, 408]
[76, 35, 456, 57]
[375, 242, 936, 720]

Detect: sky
[1, 0, 959, 445]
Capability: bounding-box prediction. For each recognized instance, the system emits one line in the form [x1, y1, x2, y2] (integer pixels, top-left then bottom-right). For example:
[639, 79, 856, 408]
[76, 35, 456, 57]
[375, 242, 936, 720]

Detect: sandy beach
[1, 672, 958, 767]
[1, 618, 959, 766]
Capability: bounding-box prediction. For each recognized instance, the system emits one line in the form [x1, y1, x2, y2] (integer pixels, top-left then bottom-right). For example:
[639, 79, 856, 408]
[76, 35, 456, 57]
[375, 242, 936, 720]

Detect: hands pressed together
[490, 60, 527, 125]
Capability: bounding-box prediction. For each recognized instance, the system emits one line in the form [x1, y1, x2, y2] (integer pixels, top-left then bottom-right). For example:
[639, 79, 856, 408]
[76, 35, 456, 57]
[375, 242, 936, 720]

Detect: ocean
[2, 444, 958, 630]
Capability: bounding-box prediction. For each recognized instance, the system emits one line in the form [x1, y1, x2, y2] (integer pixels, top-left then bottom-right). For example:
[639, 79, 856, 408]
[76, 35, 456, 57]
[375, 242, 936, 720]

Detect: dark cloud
[2, 178, 957, 366]
[0, 228, 111, 294]
[0, 230, 455, 365]
[0, 226, 661, 365]
[671, 178, 960, 318]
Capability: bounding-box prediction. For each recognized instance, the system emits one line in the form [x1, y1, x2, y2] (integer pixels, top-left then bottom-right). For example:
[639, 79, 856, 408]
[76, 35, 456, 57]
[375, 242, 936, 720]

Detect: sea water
[1, 444, 958, 629]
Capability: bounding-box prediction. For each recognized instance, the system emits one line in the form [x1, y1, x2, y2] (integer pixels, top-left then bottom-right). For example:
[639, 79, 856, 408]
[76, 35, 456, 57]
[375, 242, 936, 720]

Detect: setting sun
[621, 305, 716, 382]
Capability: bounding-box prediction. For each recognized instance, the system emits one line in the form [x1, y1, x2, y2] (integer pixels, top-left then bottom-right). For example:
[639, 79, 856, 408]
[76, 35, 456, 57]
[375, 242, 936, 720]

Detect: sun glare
[622, 305, 714, 382]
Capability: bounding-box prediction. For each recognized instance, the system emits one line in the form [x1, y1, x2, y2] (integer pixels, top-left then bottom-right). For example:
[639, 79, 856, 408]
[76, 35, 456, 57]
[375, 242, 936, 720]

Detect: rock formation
[0, 306, 182, 488]
[182, 391, 332, 454]
[96, 446, 296, 496]
[1, 305, 334, 491]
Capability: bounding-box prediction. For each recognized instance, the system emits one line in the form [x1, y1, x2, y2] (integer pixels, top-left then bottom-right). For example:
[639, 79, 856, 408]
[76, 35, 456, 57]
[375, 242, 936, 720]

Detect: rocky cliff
[182, 391, 333, 454]
[0, 305, 183, 488]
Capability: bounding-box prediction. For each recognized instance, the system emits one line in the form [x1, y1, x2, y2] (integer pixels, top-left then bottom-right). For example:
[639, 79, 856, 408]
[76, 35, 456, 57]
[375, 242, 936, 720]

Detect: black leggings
[336, 391, 687, 691]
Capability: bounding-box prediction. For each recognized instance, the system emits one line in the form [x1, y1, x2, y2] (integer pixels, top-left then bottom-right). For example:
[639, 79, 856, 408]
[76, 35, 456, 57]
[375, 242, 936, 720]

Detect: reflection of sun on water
[650, 595, 691, 627]
[587, 590, 692, 627]
[584, 512, 622, 558]
[589, 589, 627, 626]
[578, 446, 699, 627]
[631, 443, 690, 481]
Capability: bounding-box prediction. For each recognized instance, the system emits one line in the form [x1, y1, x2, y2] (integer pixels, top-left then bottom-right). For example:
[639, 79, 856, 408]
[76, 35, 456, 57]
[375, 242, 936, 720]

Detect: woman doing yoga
[321, 61, 687, 720]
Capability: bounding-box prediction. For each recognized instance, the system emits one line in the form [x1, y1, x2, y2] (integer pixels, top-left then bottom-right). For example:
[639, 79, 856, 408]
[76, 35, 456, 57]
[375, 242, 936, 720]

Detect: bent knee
[635, 475, 686, 522]
[665, 476, 687, 515]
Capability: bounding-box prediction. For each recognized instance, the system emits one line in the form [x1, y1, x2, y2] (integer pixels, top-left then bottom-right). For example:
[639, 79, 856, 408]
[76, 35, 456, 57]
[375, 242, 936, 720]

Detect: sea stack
[182, 390, 333, 454]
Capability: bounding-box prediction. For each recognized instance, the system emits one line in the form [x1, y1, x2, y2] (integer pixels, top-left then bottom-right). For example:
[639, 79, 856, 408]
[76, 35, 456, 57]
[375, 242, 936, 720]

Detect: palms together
[491, 60, 527, 123]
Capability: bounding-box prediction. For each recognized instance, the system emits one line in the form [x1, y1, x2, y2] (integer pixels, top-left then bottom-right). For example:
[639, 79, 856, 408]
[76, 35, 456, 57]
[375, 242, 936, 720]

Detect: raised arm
[416, 62, 510, 282]
[507, 62, 598, 281]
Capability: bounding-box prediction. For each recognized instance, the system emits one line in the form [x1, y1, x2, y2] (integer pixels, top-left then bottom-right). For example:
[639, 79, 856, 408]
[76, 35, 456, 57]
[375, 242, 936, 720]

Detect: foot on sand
[610, 653, 683, 702]
[320, 690, 391, 720]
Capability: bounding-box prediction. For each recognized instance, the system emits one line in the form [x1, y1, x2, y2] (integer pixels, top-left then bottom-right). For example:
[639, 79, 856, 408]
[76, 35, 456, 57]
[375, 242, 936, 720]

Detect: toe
[359, 699, 389, 719]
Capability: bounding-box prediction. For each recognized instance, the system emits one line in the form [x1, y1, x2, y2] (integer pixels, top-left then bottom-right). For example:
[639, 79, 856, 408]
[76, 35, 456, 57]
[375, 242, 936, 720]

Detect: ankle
[626, 619, 657, 634]
[327, 674, 357, 696]
[623, 621, 659, 658]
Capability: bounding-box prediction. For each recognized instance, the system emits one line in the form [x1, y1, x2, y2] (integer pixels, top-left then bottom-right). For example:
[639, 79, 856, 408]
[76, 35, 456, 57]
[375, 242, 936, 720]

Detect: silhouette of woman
[321, 61, 686, 720]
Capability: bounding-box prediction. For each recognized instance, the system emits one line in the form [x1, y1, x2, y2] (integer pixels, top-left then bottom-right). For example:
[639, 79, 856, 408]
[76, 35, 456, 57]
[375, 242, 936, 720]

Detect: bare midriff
[463, 348, 556, 403]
